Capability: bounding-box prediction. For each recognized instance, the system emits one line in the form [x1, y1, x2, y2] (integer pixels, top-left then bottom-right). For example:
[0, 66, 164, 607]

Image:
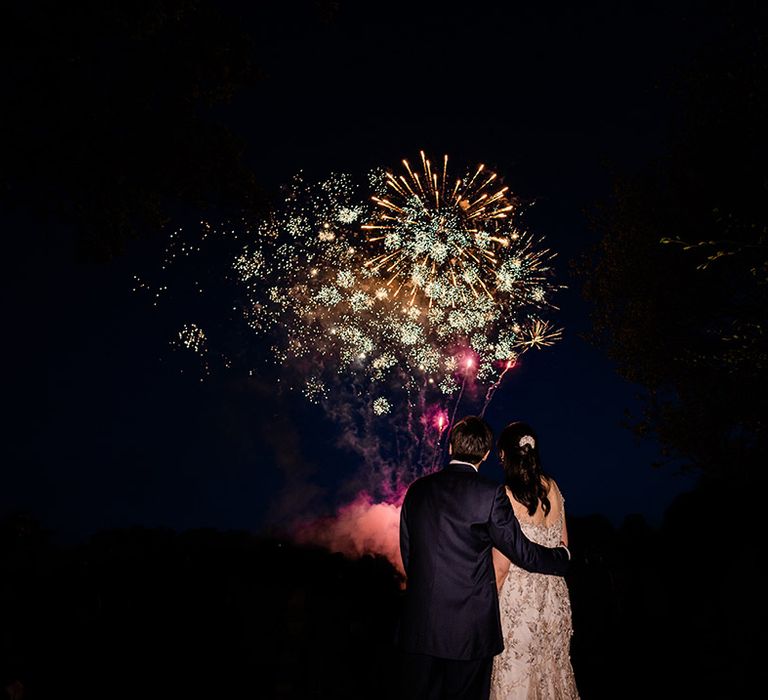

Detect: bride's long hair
[497, 421, 551, 517]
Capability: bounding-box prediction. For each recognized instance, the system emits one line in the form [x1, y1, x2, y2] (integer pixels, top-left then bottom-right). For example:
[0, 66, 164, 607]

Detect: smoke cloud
[293, 490, 406, 579]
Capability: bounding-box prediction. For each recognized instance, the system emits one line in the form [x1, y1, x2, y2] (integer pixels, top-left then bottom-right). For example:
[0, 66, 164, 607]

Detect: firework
[238, 153, 561, 403]
[137, 153, 564, 489]
[362, 151, 520, 307]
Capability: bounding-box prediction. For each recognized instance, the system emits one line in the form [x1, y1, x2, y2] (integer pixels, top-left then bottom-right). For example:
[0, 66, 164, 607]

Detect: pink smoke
[293, 490, 406, 579]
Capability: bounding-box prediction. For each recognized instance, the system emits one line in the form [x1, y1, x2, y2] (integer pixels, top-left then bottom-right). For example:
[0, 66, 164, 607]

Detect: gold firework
[361, 151, 519, 306]
[514, 319, 563, 350]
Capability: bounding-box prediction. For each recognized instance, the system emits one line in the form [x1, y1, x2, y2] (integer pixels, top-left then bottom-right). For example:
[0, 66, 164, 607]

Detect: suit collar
[445, 460, 479, 473]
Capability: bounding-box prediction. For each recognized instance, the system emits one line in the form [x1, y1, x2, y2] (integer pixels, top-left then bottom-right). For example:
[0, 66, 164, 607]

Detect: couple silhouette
[397, 415, 579, 699]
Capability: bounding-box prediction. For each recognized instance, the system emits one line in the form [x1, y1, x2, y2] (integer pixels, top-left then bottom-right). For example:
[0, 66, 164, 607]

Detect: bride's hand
[492, 547, 511, 591]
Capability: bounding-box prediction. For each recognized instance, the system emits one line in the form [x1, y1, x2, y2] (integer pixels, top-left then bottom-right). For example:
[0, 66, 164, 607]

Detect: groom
[397, 415, 570, 700]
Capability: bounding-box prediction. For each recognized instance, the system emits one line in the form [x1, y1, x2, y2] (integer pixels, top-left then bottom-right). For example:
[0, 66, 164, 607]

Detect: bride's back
[506, 477, 564, 547]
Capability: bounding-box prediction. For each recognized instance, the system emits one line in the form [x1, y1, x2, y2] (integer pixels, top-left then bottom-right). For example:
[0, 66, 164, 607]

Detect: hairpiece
[519, 435, 535, 450]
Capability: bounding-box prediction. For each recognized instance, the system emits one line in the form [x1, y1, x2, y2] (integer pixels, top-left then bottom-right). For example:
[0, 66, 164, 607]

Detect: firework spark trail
[413, 379, 430, 471]
[480, 359, 516, 418]
[430, 413, 448, 472]
[449, 358, 473, 428]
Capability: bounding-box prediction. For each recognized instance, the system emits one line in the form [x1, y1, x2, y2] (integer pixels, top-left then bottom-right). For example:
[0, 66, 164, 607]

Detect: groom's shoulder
[406, 468, 500, 494]
[405, 470, 439, 492]
[403, 469, 445, 496]
[473, 471, 504, 493]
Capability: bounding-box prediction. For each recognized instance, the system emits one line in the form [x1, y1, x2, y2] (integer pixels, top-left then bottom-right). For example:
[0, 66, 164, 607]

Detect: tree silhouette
[576, 2, 768, 479]
[1, 0, 266, 262]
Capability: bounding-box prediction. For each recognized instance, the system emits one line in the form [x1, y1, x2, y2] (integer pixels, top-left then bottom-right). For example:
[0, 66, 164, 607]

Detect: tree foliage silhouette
[2, 0, 265, 261]
[576, 3, 768, 478]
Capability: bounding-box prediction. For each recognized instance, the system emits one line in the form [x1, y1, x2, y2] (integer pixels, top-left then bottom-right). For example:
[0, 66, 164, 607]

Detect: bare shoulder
[544, 476, 563, 501]
[504, 486, 529, 518]
[543, 475, 557, 492]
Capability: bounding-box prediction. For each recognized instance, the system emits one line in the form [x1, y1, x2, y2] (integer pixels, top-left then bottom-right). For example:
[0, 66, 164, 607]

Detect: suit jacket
[397, 462, 570, 660]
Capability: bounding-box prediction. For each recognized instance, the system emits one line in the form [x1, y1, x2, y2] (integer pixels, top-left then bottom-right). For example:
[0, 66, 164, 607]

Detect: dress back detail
[490, 479, 580, 699]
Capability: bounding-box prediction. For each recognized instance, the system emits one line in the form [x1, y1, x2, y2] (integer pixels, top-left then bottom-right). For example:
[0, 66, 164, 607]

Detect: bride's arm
[492, 547, 511, 591]
[551, 478, 569, 547]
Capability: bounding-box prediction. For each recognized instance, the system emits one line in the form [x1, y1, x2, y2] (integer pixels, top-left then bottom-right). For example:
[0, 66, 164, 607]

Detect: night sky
[9, 0, 738, 545]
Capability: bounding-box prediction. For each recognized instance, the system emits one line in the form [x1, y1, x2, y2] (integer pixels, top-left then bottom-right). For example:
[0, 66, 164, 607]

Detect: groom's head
[449, 415, 493, 465]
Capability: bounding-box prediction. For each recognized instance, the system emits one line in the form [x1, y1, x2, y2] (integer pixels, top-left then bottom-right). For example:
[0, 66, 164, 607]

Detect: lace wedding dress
[490, 483, 579, 699]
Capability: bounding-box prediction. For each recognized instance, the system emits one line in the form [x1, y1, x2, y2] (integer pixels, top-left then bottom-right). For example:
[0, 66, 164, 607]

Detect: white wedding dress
[490, 482, 579, 699]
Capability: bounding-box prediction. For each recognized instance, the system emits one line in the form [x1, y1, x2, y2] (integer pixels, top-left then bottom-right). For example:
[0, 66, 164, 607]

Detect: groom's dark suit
[397, 460, 570, 698]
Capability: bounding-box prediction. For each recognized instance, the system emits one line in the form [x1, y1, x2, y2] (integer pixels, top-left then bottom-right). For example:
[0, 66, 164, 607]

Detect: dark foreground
[1, 484, 762, 699]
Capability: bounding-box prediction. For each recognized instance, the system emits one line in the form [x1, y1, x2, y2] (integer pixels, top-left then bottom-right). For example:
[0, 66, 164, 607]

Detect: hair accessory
[519, 435, 535, 449]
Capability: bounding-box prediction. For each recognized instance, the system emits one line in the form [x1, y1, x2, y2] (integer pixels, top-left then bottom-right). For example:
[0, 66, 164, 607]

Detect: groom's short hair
[449, 415, 493, 464]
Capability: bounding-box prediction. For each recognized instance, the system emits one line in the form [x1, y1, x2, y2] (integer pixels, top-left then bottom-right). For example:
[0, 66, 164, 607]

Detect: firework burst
[230, 154, 563, 482]
[136, 153, 564, 490]
[152, 154, 564, 411]
[363, 151, 520, 307]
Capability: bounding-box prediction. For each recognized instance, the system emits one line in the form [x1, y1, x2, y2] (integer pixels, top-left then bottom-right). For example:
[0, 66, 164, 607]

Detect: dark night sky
[8, 0, 737, 544]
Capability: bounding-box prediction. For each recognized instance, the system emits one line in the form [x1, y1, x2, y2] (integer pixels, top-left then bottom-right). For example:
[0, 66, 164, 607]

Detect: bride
[490, 421, 580, 699]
